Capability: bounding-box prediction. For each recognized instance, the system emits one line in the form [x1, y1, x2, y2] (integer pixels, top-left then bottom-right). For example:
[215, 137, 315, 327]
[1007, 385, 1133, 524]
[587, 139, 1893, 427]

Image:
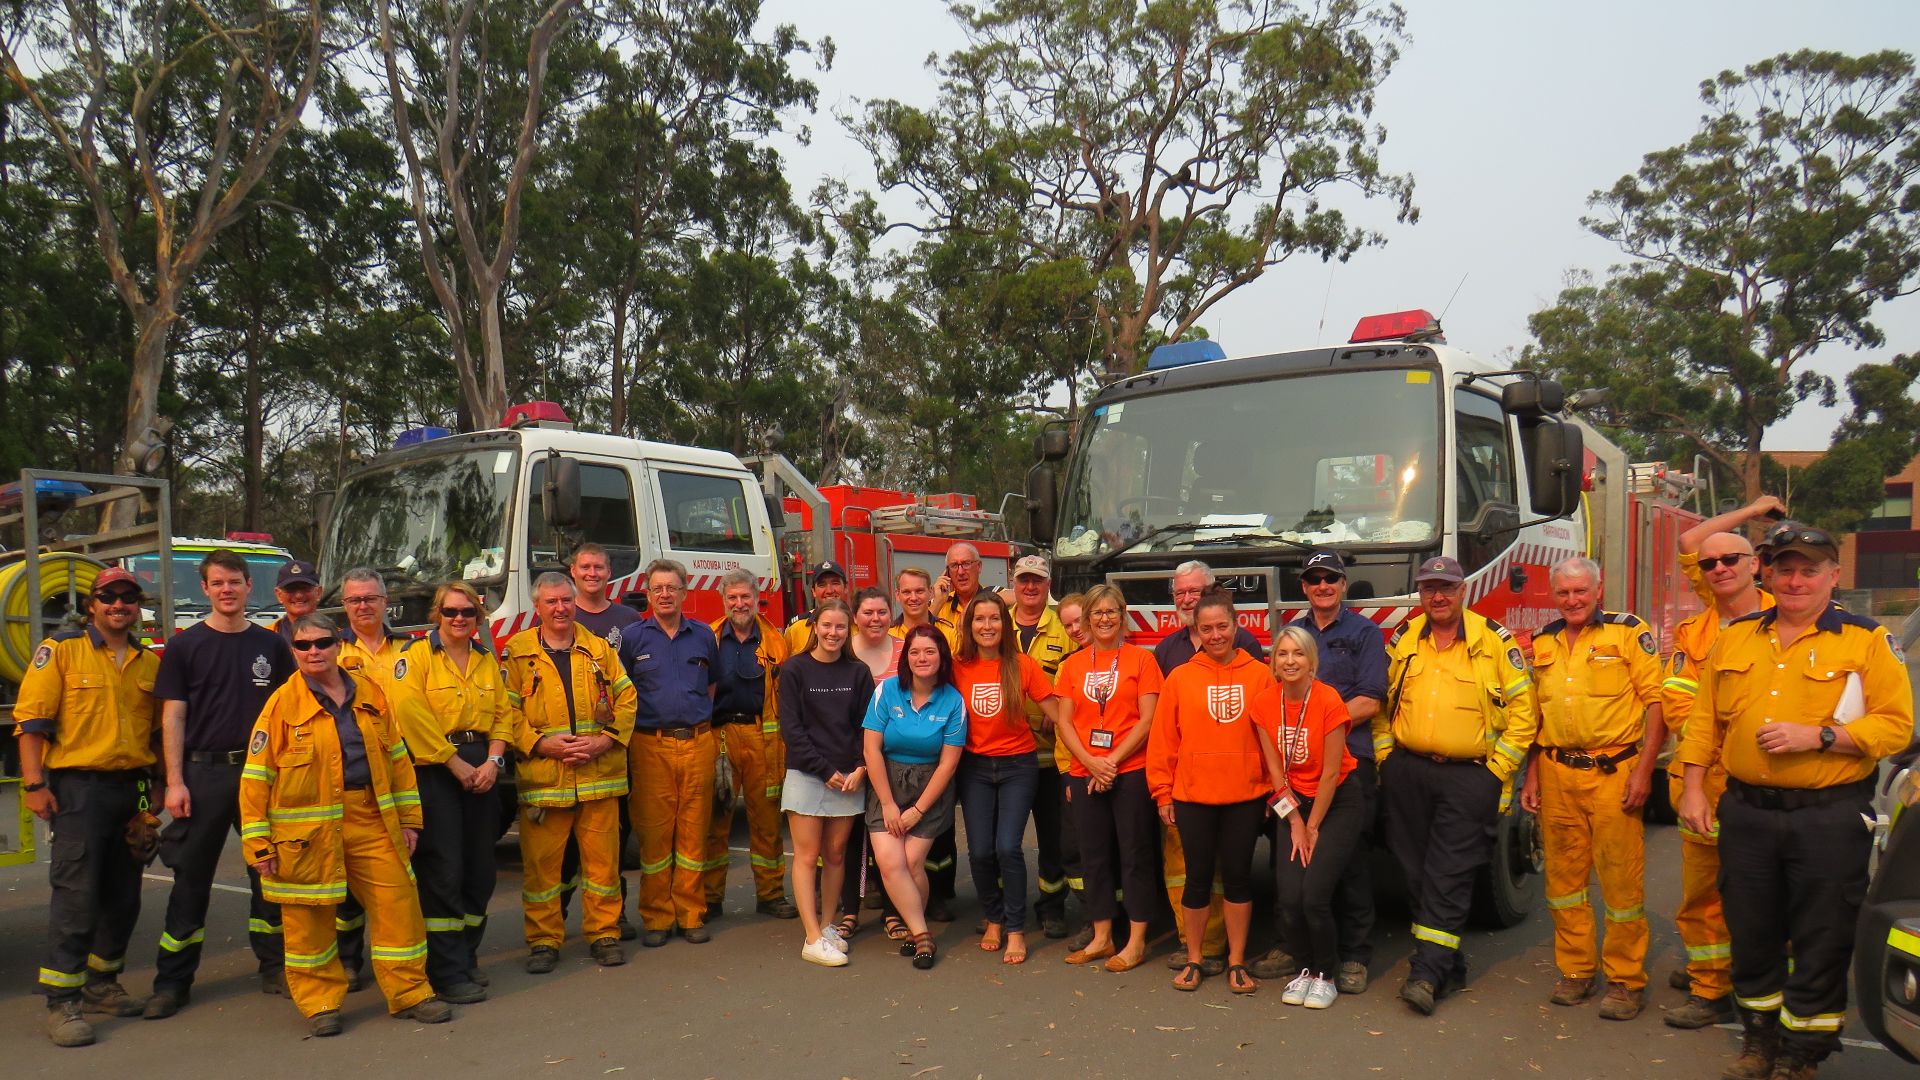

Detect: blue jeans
[959, 751, 1040, 933]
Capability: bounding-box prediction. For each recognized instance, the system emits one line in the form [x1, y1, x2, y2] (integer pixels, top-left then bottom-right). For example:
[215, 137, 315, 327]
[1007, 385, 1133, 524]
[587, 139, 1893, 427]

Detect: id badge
[1089, 729, 1115, 750]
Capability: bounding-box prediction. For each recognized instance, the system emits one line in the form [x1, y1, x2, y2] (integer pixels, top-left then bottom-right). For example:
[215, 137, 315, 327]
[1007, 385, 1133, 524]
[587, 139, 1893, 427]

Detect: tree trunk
[243, 280, 266, 530]
[479, 291, 510, 426]
[610, 294, 629, 436]
[110, 304, 174, 530]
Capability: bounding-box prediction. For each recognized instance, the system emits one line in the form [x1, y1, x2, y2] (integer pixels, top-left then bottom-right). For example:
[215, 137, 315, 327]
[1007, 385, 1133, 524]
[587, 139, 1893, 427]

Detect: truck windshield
[323, 447, 519, 586]
[1054, 367, 1441, 560]
[126, 551, 288, 612]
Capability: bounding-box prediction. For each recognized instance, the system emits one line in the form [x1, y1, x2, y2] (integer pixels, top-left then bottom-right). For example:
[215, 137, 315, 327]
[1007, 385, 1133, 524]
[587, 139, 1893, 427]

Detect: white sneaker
[1281, 969, 1313, 1006]
[821, 923, 847, 952]
[1304, 976, 1338, 1009]
[802, 937, 848, 967]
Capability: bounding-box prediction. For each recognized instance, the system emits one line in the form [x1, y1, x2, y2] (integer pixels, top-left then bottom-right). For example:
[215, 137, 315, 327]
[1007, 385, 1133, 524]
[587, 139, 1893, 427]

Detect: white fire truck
[316, 402, 1013, 642]
[1025, 309, 1706, 926]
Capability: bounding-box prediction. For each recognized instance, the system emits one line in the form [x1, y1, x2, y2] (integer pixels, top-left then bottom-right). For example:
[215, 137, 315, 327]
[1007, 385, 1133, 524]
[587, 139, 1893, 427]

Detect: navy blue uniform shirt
[1295, 606, 1389, 760]
[623, 615, 719, 728]
[713, 621, 768, 718]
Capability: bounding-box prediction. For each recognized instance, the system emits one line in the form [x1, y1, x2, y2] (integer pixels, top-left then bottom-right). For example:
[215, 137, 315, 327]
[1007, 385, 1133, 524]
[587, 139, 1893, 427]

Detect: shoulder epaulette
[1388, 623, 1409, 647]
[1730, 609, 1769, 625]
[1485, 617, 1513, 641]
[1540, 618, 1567, 636]
[50, 627, 86, 643]
[1600, 611, 1645, 627]
[1833, 608, 1883, 633]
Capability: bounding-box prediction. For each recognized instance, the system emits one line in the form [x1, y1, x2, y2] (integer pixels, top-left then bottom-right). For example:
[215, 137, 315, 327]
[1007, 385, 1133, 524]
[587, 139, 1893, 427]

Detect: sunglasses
[1698, 553, 1752, 571]
[1300, 573, 1342, 586]
[94, 590, 142, 606]
[440, 606, 479, 619]
[290, 636, 338, 652]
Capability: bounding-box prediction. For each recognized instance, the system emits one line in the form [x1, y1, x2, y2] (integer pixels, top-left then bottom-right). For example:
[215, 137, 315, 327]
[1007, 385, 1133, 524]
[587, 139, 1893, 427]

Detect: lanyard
[1089, 648, 1120, 717]
[1279, 686, 1308, 764]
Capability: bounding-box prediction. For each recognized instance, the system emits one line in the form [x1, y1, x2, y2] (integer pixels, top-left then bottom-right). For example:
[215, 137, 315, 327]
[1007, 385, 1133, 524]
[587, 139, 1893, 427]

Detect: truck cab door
[1453, 388, 1521, 576]
[639, 461, 776, 622]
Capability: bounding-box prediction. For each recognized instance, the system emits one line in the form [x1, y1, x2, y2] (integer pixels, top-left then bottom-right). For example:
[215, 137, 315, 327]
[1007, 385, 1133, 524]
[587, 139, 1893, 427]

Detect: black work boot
[1722, 1009, 1778, 1080]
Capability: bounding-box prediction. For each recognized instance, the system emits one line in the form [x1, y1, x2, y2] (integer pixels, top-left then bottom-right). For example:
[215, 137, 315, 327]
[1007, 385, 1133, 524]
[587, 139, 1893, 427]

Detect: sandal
[884, 915, 911, 942]
[834, 914, 859, 941]
[1172, 961, 1204, 991]
[911, 932, 938, 970]
[979, 923, 1003, 952]
[1228, 964, 1258, 995]
[1002, 934, 1027, 965]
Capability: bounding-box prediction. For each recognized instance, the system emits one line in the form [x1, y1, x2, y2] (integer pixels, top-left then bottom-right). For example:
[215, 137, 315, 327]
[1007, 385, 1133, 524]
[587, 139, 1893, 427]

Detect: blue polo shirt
[713, 621, 769, 717]
[305, 674, 371, 789]
[1295, 606, 1388, 760]
[863, 677, 967, 765]
[623, 615, 718, 729]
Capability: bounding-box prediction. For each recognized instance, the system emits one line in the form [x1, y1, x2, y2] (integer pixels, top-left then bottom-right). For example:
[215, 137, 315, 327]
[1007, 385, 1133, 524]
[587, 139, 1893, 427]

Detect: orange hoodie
[1147, 648, 1275, 807]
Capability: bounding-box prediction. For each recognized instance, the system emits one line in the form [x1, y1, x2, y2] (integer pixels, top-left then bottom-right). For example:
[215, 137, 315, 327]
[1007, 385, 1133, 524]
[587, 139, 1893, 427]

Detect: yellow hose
[0, 554, 106, 684]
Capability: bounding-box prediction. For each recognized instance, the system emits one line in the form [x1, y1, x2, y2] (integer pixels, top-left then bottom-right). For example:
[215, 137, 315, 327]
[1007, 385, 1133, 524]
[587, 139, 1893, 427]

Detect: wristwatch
[23, 780, 46, 792]
[488, 754, 508, 769]
[1817, 726, 1836, 753]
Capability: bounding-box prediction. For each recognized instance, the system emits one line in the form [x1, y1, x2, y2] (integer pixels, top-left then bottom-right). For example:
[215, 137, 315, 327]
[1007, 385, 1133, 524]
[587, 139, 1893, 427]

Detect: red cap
[93, 567, 144, 596]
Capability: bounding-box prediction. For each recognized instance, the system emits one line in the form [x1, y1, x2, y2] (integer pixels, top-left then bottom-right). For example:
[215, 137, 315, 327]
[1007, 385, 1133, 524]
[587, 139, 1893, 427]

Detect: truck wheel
[1473, 795, 1543, 929]
[1643, 775, 1678, 826]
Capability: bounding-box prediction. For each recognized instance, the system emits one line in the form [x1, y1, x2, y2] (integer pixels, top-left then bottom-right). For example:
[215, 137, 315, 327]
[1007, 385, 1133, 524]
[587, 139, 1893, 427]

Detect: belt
[445, 730, 489, 745]
[1727, 775, 1874, 812]
[636, 722, 712, 740]
[1411, 751, 1486, 765]
[187, 750, 247, 765]
[1545, 745, 1639, 774]
[714, 711, 759, 725]
[49, 767, 152, 782]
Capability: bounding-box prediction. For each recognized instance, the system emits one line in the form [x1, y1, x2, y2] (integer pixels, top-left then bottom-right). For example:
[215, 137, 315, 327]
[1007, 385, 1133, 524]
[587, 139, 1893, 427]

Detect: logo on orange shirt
[1207, 685, 1245, 723]
[1083, 669, 1117, 703]
[970, 682, 1003, 718]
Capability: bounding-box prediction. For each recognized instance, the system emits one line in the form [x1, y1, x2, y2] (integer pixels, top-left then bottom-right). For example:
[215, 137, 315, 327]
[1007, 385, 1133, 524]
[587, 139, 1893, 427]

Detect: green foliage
[855, 0, 1414, 380]
[1787, 353, 1920, 532]
[1528, 50, 1920, 501]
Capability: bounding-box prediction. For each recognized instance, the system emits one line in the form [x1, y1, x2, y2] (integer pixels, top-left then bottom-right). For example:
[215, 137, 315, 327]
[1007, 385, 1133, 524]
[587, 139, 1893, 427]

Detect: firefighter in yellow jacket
[505, 572, 637, 972]
[1375, 557, 1538, 1017]
[706, 569, 797, 917]
[390, 582, 512, 1002]
[1660, 517, 1772, 1030]
[1518, 557, 1664, 1021]
[239, 613, 449, 1037]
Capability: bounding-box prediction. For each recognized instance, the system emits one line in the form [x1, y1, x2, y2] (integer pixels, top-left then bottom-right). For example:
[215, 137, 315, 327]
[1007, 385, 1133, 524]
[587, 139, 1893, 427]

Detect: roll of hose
[0, 553, 105, 684]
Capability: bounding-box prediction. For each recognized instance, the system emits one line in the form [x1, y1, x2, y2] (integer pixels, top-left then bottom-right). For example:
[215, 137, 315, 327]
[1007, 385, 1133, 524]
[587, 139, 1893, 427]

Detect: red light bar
[225, 530, 275, 543]
[503, 401, 572, 428]
[1349, 309, 1441, 344]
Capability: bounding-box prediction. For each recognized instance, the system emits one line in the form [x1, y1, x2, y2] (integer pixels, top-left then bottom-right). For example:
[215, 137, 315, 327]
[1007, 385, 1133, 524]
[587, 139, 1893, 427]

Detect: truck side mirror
[764, 493, 788, 537]
[1025, 465, 1058, 544]
[1502, 379, 1565, 418]
[543, 455, 582, 531]
[1036, 428, 1069, 462]
[1524, 421, 1583, 517]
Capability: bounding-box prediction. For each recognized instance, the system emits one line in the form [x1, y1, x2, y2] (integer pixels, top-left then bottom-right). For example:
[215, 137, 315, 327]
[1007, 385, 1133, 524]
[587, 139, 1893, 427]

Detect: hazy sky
[760, 0, 1919, 452]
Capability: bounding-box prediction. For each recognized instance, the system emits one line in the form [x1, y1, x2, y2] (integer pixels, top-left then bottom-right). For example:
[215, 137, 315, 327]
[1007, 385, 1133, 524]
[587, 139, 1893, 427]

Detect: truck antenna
[1316, 267, 1336, 339]
[1439, 273, 1469, 322]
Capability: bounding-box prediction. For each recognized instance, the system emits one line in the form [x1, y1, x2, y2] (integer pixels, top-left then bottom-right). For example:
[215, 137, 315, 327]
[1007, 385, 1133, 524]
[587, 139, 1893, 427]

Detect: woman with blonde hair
[1052, 584, 1163, 971]
[390, 580, 511, 1002]
[1251, 623, 1360, 1010]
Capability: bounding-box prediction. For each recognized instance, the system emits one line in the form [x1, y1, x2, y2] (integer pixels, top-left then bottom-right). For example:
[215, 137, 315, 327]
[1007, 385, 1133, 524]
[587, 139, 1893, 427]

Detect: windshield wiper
[1090, 521, 1203, 573]
[1187, 531, 1317, 553]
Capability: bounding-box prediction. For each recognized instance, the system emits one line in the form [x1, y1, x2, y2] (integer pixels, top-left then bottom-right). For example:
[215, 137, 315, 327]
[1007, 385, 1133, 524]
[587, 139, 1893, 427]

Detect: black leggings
[1275, 775, 1367, 977]
[1172, 798, 1266, 907]
[1068, 770, 1160, 924]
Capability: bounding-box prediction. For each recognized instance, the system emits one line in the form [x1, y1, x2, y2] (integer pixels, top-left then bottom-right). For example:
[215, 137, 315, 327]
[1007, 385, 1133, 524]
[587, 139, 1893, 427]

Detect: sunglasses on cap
[1759, 527, 1837, 562]
[1300, 572, 1342, 587]
[1697, 553, 1752, 571]
[94, 589, 142, 605]
[290, 636, 338, 652]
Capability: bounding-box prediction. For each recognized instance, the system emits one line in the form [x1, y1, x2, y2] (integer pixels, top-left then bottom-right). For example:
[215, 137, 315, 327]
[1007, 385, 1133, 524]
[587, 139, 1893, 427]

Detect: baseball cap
[1302, 550, 1347, 577]
[92, 567, 144, 598]
[1013, 554, 1051, 580]
[1414, 556, 1465, 585]
[1765, 525, 1839, 565]
[277, 559, 319, 588]
[812, 560, 847, 583]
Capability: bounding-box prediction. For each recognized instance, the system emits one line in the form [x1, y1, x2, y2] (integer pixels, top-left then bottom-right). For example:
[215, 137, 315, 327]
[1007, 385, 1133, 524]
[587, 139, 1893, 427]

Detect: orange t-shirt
[1146, 649, 1276, 806]
[1250, 679, 1355, 799]
[1054, 644, 1165, 777]
[953, 653, 1056, 757]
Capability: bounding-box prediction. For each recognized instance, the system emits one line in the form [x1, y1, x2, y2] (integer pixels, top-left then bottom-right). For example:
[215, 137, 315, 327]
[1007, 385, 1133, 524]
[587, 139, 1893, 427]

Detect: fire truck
[316, 403, 1012, 643]
[1023, 309, 1706, 926]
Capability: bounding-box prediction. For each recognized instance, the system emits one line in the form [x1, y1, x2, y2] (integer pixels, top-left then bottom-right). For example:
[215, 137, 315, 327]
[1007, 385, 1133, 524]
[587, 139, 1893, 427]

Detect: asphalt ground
[0, 817, 1902, 1080]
